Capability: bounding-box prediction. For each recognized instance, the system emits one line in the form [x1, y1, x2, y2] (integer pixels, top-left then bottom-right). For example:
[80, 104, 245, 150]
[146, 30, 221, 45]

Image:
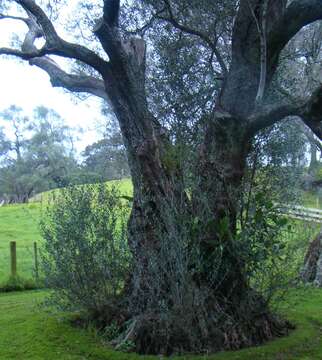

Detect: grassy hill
[0, 203, 41, 282]
[0, 179, 132, 282]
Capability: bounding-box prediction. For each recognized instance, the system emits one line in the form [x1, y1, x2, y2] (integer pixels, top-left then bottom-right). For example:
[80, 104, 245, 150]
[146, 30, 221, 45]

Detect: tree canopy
[0, 105, 77, 202]
[1, 0, 322, 355]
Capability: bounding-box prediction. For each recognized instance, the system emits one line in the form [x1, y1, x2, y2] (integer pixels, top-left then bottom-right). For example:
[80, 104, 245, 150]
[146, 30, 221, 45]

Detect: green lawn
[302, 190, 322, 210]
[0, 179, 133, 282]
[0, 288, 321, 359]
[0, 203, 41, 281]
[0, 182, 321, 358]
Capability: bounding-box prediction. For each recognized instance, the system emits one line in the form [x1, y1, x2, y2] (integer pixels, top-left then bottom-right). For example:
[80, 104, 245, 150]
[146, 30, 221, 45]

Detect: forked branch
[0, 3, 108, 101]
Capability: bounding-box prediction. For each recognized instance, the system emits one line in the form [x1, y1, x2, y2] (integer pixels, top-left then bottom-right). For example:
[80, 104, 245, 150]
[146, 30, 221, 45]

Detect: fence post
[10, 241, 17, 277]
[34, 242, 39, 282]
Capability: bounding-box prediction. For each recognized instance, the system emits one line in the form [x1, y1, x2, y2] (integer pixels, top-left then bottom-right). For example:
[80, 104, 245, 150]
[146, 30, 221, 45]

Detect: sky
[0, 14, 104, 155]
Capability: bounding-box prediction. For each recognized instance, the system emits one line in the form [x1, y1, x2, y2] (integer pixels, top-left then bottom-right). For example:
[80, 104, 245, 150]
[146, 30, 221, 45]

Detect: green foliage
[161, 142, 186, 174]
[116, 340, 136, 353]
[81, 117, 130, 182]
[40, 183, 131, 313]
[0, 105, 79, 202]
[314, 164, 322, 182]
[0, 275, 39, 292]
[0, 180, 133, 283]
[239, 192, 288, 274]
[102, 322, 120, 342]
[238, 190, 318, 302]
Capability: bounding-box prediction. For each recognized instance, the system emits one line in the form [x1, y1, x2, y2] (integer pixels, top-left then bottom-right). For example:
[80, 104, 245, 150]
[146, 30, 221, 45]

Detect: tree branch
[301, 86, 322, 139]
[0, 13, 28, 22]
[268, 0, 322, 62]
[0, 5, 110, 103]
[94, 1, 146, 77]
[29, 57, 108, 101]
[156, 0, 228, 76]
[14, 0, 110, 76]
[0, 47, 47, 59]
[248, 84, 322, 141]
[247, 102, 304, 137]
[103, 0, 120, 27]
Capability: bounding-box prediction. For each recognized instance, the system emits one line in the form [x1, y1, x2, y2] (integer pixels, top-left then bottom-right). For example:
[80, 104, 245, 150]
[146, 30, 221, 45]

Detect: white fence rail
[276, 204, 322, 223]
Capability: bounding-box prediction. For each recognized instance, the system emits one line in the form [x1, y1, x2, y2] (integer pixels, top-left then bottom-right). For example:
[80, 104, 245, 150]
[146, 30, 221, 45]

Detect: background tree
[1, 0, 322, 355]
[81, 116, 130, 182]
[0, 105, 78, 202]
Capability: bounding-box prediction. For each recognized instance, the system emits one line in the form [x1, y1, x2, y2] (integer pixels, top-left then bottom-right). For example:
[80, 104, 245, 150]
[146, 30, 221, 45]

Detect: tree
[1, 0, 322, 354]
[81, 117, 130, 181]
[0, 105, 77, 202]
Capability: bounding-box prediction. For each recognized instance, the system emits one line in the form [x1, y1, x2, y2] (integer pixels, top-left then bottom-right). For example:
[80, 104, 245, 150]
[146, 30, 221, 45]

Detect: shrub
[0, 275, 39, 292]
[40, 183, 130, 316]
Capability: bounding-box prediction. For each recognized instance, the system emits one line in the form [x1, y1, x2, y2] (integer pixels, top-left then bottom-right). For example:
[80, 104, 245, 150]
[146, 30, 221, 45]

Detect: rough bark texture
[2, 0, 322, 355]
[301, 231, 322, 287]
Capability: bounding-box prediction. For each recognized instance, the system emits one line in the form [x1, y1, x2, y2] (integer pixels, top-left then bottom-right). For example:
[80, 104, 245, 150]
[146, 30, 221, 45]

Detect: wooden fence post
[10, 241, 17, 277]
[34, 242, 39, 281]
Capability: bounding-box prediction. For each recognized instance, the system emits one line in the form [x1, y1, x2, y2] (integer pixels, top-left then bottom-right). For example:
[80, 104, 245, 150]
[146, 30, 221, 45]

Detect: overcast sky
[0, 15, 104, 155]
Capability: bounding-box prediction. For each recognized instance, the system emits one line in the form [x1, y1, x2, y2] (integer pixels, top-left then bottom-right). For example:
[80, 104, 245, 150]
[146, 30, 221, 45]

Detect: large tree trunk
[106, 8, 291, 353]
[112, 110, 290, 355]
[301, 230, 322, 287]
[194, 113, 250, 293]
[115, 1, 293, 352]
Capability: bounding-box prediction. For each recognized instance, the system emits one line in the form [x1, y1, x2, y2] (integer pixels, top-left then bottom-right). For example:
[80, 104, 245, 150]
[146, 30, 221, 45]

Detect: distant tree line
[0, 105, 129, 203]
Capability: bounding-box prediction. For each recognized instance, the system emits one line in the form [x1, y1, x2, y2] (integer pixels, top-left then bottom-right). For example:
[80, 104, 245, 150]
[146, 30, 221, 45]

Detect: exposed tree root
[108, 288, 293, 356]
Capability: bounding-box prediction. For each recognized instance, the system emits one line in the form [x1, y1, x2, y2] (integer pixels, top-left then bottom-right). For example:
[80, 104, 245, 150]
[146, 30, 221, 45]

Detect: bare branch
[301, 86, 322, 139]
[248, 83, 322, 141]
[0, 3, 110, 104]
[103, 0, 120, 27]
[0, 47, 47, 59]
[29, 57, 108, 101]
[255, 0, 269, 104]
[247, 102, 304, 136]
[15, 0, 60, 45]
[13, 0, 110, 76]
[268, 0, 322, 62]
[0, 13, 28, 22]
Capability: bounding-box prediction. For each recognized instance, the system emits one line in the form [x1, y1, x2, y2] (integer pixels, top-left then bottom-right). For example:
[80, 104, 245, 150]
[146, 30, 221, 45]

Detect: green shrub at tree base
[40, 183, 131, 317]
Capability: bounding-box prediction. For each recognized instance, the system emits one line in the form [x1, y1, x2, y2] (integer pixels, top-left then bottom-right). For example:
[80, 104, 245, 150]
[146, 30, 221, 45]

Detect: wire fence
[0, 241, 39, 281]
[276, 204, 322, 224]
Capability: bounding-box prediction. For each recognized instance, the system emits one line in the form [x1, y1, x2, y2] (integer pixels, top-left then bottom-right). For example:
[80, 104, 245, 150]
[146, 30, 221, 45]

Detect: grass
[0, 288, 321, 359]
[301, 190, 322, 209]
[0, 180, 316, 283]
[0, 181, 321, 358]
[0, 179, 133, 283]
[0, 203, 41, 282]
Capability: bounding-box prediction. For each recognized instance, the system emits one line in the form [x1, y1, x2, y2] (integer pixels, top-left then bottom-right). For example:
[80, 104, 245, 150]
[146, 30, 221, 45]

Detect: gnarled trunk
[301, 230, 322, 287]
[5, 0, 308, 355]
[107, 9, 292, 351]
[114, 110, 290, 355]
[194, 113, 250, 295]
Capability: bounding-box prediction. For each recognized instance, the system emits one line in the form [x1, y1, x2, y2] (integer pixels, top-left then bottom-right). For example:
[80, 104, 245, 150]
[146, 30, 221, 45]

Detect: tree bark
[301, 230, 322, 287]
[194, 112, 250, 291]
